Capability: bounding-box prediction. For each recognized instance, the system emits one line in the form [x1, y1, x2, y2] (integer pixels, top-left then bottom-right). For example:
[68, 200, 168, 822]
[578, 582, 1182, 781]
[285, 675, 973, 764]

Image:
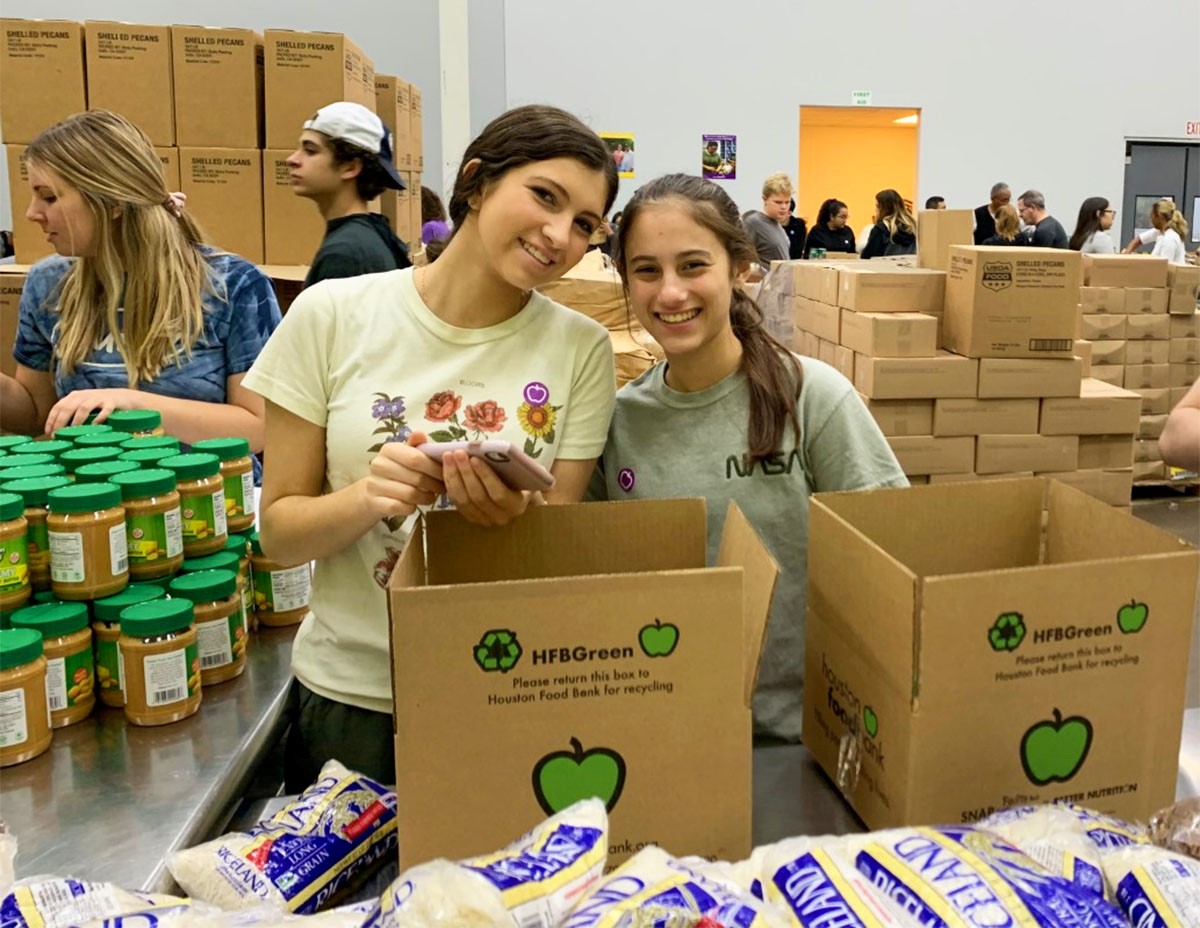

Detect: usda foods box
[390, 499, 777, 869]
[804, 478, 1198, 830]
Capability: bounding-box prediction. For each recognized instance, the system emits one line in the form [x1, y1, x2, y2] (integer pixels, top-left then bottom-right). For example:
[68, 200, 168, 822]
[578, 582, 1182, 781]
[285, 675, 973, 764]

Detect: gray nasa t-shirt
[591, 356, 907, 741]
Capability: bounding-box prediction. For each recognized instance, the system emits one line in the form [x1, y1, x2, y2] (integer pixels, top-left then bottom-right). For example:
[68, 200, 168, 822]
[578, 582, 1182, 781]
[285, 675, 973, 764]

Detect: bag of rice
[1101, 843, 1200, 927]
[167, 760, 397, 915]
[363, 798, 608, 928]
[563, 845, 789, 928]
[68, 901, 373, 927]
[0, 878, 187, 928]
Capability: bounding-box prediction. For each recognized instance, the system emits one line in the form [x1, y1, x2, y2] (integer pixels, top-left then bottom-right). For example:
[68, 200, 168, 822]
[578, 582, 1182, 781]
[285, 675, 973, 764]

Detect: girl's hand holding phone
[440, 449, 532, 527]
[363, 431, 446, 521]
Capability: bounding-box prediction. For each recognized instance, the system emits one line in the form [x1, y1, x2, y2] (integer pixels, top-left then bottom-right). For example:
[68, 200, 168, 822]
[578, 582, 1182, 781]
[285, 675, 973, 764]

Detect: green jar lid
[55, 423, 114, 442]
[111, 467, 177, 499]
[74, 431, 132, 449]
[32, 590, 60, 605]
[48, 482, 122, 514]
[93, 583, 165, 622]
[224, 534, 249, 557]
[11, 601, 89, 638]
[120, 597, 194, 636]
[76, 460, 141, 483]
[13, 439, 72, 461]
[106, 410, 163, 434]
[0, 492, 23, 522]
[169, 568, 237, 603]
[0, 435, 33, 452]
[120, 447, 178, 466]
[248, 530, 263, 555]
[182, 550, 240, 575]
[191, 438, 251, 461]
[61, 446, 124, 472]
[0, 455, 57, 473]
[0, 627, 43, 669]
[120, 435, 181, 453]
[2, 476, 72, 507]
[159, 453, 220, 481]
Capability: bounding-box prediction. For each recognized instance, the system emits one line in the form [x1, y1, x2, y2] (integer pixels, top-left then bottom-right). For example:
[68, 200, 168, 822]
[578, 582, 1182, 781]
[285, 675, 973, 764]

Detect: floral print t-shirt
[242, 268, 615, 713]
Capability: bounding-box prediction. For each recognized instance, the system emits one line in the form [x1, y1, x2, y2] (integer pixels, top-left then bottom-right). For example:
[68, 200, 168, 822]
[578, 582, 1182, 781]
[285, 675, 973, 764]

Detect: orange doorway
[797, 106, 920, 247]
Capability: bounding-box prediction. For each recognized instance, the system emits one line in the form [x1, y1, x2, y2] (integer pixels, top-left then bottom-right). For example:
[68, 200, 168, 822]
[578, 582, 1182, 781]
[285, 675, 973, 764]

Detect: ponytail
[729, 288, 803, 461]
[1152, 198, 1190, 241]
[1168, 209, 1189, 240]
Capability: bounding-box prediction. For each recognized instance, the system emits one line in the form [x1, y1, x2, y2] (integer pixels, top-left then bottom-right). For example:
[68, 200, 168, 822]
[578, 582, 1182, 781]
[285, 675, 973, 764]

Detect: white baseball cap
[303, 102, 405, 190]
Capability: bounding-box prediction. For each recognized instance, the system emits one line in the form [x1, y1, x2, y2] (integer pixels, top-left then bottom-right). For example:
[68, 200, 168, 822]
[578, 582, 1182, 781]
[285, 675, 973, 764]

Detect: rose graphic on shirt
[618, 468, 636, 492]
[463, 400, 507, 437]
[373, 546, 404, 588]
[424, 390, 469, 441]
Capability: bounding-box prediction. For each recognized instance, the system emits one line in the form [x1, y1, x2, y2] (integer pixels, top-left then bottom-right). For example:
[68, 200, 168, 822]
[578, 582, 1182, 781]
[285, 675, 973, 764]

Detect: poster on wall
[701, 134, 736, 180]
[601, 133, 635, 178]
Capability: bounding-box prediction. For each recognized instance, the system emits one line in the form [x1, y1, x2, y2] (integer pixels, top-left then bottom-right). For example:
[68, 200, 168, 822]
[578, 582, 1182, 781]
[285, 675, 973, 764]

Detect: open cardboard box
[389, 499, 778, 869]
[804, 478, 1199, 829]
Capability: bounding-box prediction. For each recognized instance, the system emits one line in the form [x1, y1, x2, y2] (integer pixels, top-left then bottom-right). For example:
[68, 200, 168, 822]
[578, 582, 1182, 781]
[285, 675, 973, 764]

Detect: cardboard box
[1125, 315, 1169, 340]
[1074, 340, 1092, 375]
[1125, 288, 1170, 315]
[1089, 365, 1125, 387]
[1170, 312, 1200, 339]
[5, 145, 54, 263]
[917, 208, 973, 272]
[1124, 341, 1170, 366]
[837, 266, 945, 314]
[805, 479, 1199, 829]
[85, 22, 174, 145]
[171, 26, 263, 148]
[408, 171, 422, 243]
[0, 265, 28, 378]
[1171, 363, 1200, 388]
[179, 148, 264, 263]
[155, 147, 180, 192]
[1134, 387, 1172, 416]
[834, 345, 855, 383]
[1124, 364, 1171, 390]
[1, 20, 86, 144]
[1133, 461, 1166, 481]
[927, 472, 1033, 484]
[1171, 386, 1191, 407]
[1079, 313, 1126, 341]
[794, 298, 840, 343]
[1039, 378, 1143, 436]
[1076, 435, 1135, 470]
[1089, 340, 1127, 367]
[853, 352, 978, 400]
[1037, 469, 1132, 506]
[1081, 254, 1170, 288]
[1139, 416, 1168, 441]
[789, 262, 840, 305]
[375, 75, 412, 170]
[839, 311, 936, 358]
[1079, 287, 1126, 314]
[1171, 339, 1200, 364]
[975, 435, 1078, 473]
[859, 397, 934, 436]
[907, 475, 930, 485]
[976, 357, 1082, 399]
[380, 189, 407, 245]
[818, 338, 837, 368]
[1167, 265, 1200, 315]
[389, 499, 778, 868]
[264, 31, 375, 149]
[259, 265, 307, 314]
[886, 436, 976, 475]
[798, 330, 819, 360]
[933, 398, 1039, 436]
[262, 149, 324, 265]
[945, 246, 1080, 358]
[410, 85, 423, 170]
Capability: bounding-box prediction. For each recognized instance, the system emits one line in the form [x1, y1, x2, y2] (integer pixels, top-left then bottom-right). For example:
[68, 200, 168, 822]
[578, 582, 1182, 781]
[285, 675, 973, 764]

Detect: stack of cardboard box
[374, 75, 423, 248]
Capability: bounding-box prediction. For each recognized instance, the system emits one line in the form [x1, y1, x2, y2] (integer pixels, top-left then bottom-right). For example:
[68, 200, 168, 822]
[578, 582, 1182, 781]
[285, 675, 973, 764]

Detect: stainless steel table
[0, 625, 298, 892]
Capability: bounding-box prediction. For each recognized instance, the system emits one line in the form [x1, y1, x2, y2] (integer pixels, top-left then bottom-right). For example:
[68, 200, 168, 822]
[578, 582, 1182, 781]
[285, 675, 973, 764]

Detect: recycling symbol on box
[989, 612, 1026, 652]
[474, 629, 522, 673]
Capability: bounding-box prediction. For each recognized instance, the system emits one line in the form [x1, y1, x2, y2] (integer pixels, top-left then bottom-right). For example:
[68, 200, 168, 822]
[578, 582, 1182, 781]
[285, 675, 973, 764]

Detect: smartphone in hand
[417, 440, 555, 492]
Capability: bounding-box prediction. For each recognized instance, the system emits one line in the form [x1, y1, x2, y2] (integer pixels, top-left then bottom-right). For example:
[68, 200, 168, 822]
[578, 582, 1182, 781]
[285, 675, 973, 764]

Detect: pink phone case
[417, 440, 556, 492]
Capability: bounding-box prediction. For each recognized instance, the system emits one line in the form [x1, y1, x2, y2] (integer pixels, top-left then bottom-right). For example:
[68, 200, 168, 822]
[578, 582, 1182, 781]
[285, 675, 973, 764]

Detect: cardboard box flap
[424, 499, 707, 586]
[715, 501, 780, 706]
[1044, 479, 1195, 562]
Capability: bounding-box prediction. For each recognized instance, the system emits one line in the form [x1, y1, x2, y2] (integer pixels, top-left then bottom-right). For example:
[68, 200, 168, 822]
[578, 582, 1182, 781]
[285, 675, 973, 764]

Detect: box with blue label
[804, 478, 1199, 831]
[389, 498, 777, 870]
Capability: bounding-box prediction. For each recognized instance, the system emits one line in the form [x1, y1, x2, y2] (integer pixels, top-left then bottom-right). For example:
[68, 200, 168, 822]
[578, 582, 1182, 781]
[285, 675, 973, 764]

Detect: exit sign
[1187, 121, 1200, 137]
[852, 91, 872, 106]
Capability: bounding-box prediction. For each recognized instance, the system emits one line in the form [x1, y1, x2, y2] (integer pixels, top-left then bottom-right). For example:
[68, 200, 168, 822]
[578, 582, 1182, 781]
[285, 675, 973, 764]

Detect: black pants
[283, 679, 396, 792]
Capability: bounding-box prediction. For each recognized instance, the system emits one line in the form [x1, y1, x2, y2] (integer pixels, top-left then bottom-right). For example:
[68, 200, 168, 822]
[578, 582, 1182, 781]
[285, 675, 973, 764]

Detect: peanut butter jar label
[95, 637, 122, 695]
[180, 490, 227, 541]
[47, 651, 94, 711]
[0, 688, 30, 746]
[0, 534, 28, 593]
[135, 643, 200, 707]
[224, 473, 256, 518]
[27, 520, 49, 574]
[128, 509, 184, 562]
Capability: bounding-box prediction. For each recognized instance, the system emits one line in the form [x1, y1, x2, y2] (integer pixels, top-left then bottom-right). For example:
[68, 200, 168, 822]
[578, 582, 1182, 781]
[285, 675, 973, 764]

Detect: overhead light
[893, 114, 919, 125]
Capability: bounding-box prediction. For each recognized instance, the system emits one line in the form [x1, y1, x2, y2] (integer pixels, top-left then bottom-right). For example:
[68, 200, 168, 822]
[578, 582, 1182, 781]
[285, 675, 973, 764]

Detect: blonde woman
[981, 205, 1024, 245]
[1124, 198, 1190, 264]
[861, 188, 917, 258]
[2, 111, 281, 452]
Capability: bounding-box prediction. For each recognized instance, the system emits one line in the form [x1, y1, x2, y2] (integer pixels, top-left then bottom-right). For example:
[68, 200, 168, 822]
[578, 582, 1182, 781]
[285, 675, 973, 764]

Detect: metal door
[1121, 142, 1198, 248]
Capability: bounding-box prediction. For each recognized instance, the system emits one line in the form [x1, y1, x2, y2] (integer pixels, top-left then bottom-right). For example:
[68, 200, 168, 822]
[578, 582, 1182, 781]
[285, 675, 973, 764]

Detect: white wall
[504, 0, 1200, 221]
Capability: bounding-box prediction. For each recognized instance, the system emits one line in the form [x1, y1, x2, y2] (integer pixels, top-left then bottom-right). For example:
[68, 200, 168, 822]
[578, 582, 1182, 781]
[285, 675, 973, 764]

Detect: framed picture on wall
[601, 133, 635, 178]
[702, 134, 736, 180]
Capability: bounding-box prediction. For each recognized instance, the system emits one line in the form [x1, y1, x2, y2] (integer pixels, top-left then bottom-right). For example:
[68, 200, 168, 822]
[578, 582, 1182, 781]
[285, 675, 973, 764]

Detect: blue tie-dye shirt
[14, 250, 281, 401]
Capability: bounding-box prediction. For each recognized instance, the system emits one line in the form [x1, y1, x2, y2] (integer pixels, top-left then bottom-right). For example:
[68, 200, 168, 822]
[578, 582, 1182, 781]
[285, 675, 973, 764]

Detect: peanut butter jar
[75, 460, 140, 484]
[11, 439, 73, 467]
[60, 446, 124, 476]
[110, 468, 184, 582]
[105, 409, 166, 438]
[0, 627, 52, 766]
[47, 482, 129, 601]
[11, 601, 93, 728]
[159, 454, 227, 557]
[0, 462, 65, 481]
[249, 531, 311, 627]
[168, 569, 245, 686]
[191, 438, 256, 534]
[119, 435, 181, 454]
[54, 423, 114, 443]
[92, 584, 165, 708]
[0, 436, 34, 453]
[224, 534, 254, 631]
[1, 477, 72, 592]
[118, 598, 201, 727]
[0, 492, 30, 613]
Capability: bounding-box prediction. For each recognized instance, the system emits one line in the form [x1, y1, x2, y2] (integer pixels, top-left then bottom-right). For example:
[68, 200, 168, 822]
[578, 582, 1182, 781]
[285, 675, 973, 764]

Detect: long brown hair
[613, 173, 803, 461]
[25, 111, 212, 387]
[427, 105, 619, 262]
[876, 188, 916, 237]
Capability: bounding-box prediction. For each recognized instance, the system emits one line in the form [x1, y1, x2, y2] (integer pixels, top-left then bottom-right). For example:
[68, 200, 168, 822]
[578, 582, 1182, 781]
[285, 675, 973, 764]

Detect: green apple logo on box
[1117, 600, 1148, 635]
[1020, 709, 1093, 786]
[532, 738, 626, 815]
[863, 706, 879, 739]
[988, 612, 1026, 652]
[473, 629, 522, 673]
[638, 619, 679, 658]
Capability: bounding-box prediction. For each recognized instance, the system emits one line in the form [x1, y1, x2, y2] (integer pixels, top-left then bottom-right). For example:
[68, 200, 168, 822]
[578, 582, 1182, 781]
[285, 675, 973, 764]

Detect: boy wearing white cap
[287, 101, 411, 287]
